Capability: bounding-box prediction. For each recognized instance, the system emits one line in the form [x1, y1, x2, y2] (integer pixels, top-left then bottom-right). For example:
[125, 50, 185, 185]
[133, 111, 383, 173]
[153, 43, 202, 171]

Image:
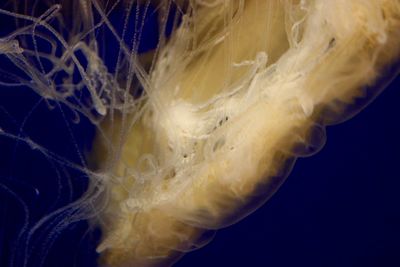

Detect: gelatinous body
[0, 1, 399, 267]
[93, 1, 400, 266]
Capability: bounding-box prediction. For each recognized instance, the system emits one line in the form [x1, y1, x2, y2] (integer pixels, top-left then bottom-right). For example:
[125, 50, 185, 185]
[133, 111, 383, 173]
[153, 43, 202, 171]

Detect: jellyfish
[0, 0, 399, 267]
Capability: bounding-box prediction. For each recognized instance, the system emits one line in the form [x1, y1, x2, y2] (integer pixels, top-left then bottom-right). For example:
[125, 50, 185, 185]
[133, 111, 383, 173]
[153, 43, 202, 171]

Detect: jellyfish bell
[0, 0, 399, 267]
[93, 0, 400, 266]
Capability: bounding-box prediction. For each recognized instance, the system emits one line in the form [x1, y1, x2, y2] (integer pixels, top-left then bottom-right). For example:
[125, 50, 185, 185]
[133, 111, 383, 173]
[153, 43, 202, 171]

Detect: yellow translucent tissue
[90, 1, 400, 266]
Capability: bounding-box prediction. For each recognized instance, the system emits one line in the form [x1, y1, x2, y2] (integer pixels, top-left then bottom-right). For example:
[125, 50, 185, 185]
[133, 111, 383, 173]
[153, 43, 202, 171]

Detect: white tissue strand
[92, 1, 400, 266]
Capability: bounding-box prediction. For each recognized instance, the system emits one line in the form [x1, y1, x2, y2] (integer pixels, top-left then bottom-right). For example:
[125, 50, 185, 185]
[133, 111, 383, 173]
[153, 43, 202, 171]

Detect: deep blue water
[0, 3, 400, 267]
[176, 75, 400, 267]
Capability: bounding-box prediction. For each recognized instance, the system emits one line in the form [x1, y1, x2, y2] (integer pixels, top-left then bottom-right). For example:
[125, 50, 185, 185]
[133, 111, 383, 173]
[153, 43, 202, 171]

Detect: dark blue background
[1, 63, 398, 267]
[177, 74, 400, 267]
[0, 3, 399, 266]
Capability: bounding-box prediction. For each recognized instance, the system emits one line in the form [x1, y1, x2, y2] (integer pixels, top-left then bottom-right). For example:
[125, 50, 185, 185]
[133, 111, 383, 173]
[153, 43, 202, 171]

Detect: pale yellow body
[93, 1, 400, 266]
